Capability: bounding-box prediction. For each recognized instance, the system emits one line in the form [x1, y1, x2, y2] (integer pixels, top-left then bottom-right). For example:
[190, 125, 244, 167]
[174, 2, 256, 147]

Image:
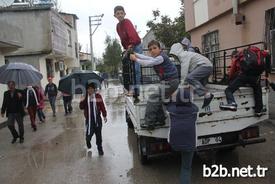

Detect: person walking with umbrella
[79, 82, 107, 155]
[23, 85, 39, 131]
[45, 77, 58, 117]
[1, 81, 25, 144]
[0, 63, 43, 143]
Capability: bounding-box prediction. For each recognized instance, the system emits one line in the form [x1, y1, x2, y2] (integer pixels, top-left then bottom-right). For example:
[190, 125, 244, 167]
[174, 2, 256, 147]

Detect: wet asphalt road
[0, 84, 274, 184]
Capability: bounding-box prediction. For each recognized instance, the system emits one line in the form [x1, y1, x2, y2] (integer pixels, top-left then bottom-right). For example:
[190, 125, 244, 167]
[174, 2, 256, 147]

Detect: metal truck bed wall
[125, 84, 269, 140]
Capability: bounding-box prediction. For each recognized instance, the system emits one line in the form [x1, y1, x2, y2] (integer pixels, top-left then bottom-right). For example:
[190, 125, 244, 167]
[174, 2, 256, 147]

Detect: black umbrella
[58, 71, 103, 94]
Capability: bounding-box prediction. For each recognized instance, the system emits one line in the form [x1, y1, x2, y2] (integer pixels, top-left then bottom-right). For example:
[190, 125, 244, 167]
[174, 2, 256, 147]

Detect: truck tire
[137, 136, 149, 165]
[126, 111, 134, 129]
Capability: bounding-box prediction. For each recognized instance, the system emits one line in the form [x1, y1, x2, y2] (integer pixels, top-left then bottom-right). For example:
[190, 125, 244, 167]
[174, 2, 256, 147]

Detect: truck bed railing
[203, 41, 269, 85]
[121, 42, 269, 88]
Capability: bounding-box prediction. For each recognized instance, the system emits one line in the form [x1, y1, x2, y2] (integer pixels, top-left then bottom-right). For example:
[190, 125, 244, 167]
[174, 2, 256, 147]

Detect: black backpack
[239, 46, 265, 75]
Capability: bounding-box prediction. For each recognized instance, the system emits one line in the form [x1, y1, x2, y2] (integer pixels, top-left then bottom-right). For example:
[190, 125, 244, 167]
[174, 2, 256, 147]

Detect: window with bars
[202, 31, 220, 82]
[68, 30, 72, 47]
[202, 30, 219, 54]
[46, 59, 54, 78]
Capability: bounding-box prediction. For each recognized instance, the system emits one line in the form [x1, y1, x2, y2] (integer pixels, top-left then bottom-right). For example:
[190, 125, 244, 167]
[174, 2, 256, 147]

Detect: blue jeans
[132, 43, 143, 97]
[180, 151, 194, 184]
[48, 96, 56, 114]
[186, 65, 212, 97]
[225, 74, 263, 113]
[37, 109, 45, 121]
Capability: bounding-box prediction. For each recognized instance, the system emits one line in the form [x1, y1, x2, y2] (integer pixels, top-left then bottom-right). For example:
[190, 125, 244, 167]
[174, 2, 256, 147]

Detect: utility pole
[89, 13, 104, 71]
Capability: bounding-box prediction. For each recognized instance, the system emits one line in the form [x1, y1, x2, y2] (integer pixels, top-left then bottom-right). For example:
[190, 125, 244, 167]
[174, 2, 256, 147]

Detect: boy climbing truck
[123, 42, 269, 164]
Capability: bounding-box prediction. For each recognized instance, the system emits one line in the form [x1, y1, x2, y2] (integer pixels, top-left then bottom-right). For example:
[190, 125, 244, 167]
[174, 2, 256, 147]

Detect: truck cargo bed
[125, 84, 269, 143]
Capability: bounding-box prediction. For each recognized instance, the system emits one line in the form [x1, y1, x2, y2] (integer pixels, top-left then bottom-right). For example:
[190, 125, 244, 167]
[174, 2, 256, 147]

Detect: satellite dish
[0, 0, 15, 8]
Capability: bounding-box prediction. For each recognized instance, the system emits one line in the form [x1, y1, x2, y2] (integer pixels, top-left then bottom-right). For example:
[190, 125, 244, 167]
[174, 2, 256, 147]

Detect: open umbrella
[58, 70, 104, 94]
[0, 63, 43, 86]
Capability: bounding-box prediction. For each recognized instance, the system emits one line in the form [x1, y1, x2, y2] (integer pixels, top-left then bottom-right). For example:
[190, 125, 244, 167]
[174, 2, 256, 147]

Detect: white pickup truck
[125, 83, 268, 164]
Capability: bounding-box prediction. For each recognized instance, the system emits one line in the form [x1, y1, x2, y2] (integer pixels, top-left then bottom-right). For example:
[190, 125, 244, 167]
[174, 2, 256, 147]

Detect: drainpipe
[232, 0, 238, 15]
[232, 0, 245, 25]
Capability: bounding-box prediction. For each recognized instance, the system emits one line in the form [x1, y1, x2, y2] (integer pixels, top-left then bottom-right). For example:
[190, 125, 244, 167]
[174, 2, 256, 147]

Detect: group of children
[114, 5, 271, 129]
[78, 5, 270, 157]
[114, 5, 214, 129]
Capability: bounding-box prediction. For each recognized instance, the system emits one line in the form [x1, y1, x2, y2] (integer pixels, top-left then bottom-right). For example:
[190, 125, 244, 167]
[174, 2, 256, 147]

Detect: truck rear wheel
[137, 136, 149, 165]
[126, 111, 134, 129]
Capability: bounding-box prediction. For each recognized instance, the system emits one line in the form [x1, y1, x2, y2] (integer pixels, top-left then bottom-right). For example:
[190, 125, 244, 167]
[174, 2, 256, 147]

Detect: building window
[73, 19, 77, 30]
[75, 42, 78, 58]
[60, 71, 65, 78]
[46, 59, 54, 78]
[193, 0, 209, 26]
[202, 30, 219, 54]
[265, 8, 275, 69]
[202, 31, 219, 81]
[55, 62, 60, 72]
[68, 30, 72, 47]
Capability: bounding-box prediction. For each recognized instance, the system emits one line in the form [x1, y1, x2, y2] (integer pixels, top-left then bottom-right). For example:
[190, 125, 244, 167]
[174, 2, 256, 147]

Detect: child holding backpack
[130, 40, 179, 129]
[220, 46, 270, 117]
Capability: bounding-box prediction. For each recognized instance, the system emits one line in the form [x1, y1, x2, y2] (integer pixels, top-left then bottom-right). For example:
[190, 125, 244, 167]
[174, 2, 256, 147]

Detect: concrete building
[184, 0, 275, 66]
[0, 5, 80, 88]
[79, 52, 91, 70]
[142, 29, 165, 51]
[0, 20, 23, 122]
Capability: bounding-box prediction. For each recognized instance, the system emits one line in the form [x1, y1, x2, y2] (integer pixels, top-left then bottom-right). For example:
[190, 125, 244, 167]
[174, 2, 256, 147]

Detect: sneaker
[220, 103, 237, 111]
[202, 93, 214, 108]
[98, 149, 104, 156]
[33, 127, 37, 132]
[19, 138, 24, 144]
[134, 97, 140, 104]
[11, 137, 18, 144]
[255, 109, 266, 117]
[255, 112, 263, 117]
[155, 121, 166, 127]
[87, 148, 92, 153]
[140, 123, 155, 130]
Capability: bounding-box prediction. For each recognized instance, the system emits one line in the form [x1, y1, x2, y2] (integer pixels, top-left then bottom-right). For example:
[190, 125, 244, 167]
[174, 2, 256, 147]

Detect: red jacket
[79, 93, 107, 119]
[37, 88, 45, 109]
[116, 18, 141, 49]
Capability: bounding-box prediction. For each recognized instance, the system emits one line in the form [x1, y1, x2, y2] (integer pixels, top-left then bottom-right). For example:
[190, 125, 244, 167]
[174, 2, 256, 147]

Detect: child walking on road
[79, 82, 107, 155]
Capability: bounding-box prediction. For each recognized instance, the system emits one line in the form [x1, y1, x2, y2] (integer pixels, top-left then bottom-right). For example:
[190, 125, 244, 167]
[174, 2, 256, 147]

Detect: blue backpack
[167, 88, 199, 151]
